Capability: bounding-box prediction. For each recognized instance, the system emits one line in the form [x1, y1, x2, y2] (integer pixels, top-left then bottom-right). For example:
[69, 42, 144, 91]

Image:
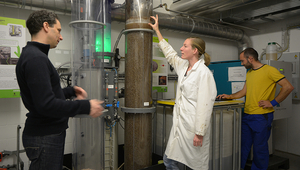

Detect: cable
[106, 121, 117, 137]
[275, 42, 283, 60]
[113, 29, 125, 54]
[62, 166, 71, 170]
[117, 162, 124, 170]
[118, 117, 125, 130]
[55, 61, 71, 70]
[112, 68, 118, 74]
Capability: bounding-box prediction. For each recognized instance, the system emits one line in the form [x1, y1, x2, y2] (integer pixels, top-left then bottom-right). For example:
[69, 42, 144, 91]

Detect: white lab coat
[158, 39, 217, 170]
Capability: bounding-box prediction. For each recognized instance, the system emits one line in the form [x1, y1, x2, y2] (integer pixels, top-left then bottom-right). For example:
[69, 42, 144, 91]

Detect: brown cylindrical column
[124, 0, 153, 169]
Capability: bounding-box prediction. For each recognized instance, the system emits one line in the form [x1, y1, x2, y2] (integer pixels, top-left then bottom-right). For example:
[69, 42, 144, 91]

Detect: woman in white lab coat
[149, 15, 217, 170]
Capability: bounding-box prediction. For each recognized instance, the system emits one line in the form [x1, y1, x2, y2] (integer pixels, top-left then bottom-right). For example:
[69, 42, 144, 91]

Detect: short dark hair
[26, 10, 59, 36]
[241, 48, 259, 61]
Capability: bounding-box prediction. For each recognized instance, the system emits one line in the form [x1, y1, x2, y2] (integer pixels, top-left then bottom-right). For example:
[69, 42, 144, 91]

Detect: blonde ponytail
[203, 52, 211, 66]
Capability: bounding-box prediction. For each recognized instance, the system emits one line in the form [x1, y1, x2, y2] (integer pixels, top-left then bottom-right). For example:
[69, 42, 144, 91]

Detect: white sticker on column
[144, 102, 149, 106]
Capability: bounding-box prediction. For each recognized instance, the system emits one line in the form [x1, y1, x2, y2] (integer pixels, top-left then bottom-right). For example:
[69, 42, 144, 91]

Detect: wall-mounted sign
[0, 16, 26, 98]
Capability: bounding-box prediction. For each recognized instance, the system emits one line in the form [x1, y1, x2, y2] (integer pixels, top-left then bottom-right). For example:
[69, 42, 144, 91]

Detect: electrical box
[278, 52, 300, 100]
[48, 49, 71, 68]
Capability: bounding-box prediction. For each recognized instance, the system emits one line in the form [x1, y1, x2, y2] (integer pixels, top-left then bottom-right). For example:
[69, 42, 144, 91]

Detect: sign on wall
[152, 37, 168, 93]
[0, 16, 26, 98]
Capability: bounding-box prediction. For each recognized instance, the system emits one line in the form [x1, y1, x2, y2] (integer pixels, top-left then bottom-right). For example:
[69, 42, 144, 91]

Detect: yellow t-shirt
[244, 64, 285, 114]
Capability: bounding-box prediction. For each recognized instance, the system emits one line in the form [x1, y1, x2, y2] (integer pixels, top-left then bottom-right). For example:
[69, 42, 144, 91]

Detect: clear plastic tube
[70, 0, 106, 169]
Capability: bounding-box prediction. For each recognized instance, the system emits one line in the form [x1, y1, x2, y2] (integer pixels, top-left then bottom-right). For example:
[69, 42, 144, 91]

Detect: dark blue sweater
[16, 41, 90, 136]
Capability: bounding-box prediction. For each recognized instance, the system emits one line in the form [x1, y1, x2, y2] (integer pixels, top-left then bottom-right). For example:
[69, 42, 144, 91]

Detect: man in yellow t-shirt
[217, 48, 294, 170]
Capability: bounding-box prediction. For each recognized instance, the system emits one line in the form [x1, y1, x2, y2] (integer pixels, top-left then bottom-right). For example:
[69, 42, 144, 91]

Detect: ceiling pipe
[0, 0, 252, 51]
[111, 8, 252, 52]
[169, 0, 261, 16]
[159, 3, 259, 32]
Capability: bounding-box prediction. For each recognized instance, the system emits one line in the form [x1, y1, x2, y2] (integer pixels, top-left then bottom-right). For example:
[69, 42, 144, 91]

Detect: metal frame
[154, 102, 244, 169]
[212, 103, 244, 170]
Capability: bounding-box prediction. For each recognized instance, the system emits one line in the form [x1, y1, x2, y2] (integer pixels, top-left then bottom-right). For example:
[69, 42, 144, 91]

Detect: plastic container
[266, 42, 278, 60]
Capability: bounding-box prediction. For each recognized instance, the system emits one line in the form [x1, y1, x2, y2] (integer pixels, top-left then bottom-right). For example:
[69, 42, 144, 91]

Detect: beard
[244, 63, 252, 69]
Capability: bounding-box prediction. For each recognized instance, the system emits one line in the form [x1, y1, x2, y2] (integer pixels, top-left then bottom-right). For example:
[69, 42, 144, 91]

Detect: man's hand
[216, 94, 231, 100]
[74, 86, 87, 100]
[89, 99, 104, 118]
[258, 100, 273, 108]
[193, 134, 203, 147]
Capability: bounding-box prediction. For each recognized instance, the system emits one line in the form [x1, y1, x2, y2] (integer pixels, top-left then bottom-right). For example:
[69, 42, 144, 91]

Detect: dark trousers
[23, 130, 66, 170]
[241, 112, 273, 170]
[163, 154, 192, 170]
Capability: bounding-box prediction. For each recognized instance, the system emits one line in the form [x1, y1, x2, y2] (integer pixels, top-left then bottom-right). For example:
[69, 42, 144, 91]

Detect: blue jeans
[22, 131, 66, 170]
[163, 154, 189, 170]
[241, 113, 273, 170]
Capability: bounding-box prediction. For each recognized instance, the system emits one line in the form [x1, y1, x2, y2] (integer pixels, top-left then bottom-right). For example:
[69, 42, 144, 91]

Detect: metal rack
[154, 100, 244, 170]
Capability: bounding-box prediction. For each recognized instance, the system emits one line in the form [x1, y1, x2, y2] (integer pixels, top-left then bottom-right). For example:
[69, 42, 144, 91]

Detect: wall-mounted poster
[0, 16, 26, 98]
[152, 37, 168, 93]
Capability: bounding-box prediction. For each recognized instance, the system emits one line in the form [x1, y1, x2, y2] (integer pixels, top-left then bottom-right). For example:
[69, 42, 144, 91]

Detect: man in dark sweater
[15, 10, 104, 170]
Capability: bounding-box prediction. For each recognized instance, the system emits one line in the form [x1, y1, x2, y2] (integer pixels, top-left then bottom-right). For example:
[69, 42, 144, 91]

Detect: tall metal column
[122, 0, 154, 169]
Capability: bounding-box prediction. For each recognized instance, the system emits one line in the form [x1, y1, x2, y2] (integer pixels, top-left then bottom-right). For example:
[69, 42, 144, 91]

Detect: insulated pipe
[124, 0, 153, 169]
[111, 8, 252, 52]
[169, 0, 261, 16]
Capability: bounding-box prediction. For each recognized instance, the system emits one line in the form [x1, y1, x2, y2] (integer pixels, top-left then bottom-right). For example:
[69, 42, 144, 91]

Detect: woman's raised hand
[149, 14, 159, 32]
[149, 14, 164, 41]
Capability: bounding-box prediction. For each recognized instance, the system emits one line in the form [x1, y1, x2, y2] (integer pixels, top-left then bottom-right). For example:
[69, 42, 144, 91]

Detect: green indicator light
[95, 24, 112, 64]
[95, 30, 103, 53]
[280, 68, 283, 71]
[104, 24, 111, 53]
[95, 24, 111, 53]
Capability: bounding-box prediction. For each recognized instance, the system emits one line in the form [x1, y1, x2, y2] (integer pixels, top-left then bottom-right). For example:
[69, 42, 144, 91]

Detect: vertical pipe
[233, 109, 236, 170]
[152, 101, 157, 153]
[124, 0, 153, 169]
[212, 111, 216, 170]
[220, 110, 223, 170]
[17, 125, 21, 170]
[238, 108, 242, 169]
[162, 105, 166, 154]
